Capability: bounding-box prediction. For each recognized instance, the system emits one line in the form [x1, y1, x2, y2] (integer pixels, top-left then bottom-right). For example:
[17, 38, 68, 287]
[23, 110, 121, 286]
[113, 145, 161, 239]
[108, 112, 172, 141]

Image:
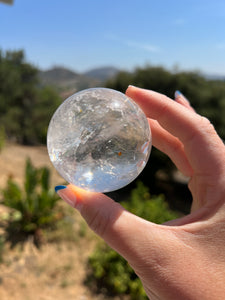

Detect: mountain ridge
[39, 66, 120, 98]
[83, 66, 119, 81]
[39, 66, 225, 100]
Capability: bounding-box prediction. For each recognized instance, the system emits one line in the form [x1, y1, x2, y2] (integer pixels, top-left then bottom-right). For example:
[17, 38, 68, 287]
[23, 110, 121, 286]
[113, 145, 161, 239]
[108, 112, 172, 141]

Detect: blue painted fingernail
[55, 185, 67, 192]
[55, 185, 77, 208]
[175, 90, 190, 104]
[175, 90, 182, 98]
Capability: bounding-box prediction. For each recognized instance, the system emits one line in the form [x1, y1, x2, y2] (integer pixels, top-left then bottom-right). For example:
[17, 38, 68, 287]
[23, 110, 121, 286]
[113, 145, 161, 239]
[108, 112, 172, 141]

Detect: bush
[87, 182, 179, 299]
[88, 243, 146, 299]
[1, 158, 60, 245]
[126, 181, 179, 223]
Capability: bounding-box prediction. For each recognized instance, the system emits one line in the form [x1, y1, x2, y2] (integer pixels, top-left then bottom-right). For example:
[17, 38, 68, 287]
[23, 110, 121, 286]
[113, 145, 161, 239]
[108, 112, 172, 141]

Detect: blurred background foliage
[1, 49, 225, 147]
[1, 48, 225, 213]
[0, 49, 61, 145]
[0, 48, 225, 298]
[106, 65, 225, 140]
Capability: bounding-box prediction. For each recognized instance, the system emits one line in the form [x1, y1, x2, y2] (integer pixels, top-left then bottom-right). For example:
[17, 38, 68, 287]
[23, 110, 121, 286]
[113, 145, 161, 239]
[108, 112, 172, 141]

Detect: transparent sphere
[47, 88, 151, 192]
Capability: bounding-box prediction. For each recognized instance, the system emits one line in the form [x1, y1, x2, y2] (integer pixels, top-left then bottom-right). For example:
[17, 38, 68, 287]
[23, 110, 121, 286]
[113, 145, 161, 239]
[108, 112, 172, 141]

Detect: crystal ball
[47, 88, 151, 192]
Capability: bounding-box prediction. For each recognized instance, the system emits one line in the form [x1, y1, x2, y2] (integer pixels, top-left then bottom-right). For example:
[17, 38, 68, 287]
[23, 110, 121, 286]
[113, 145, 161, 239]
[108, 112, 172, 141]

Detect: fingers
[147, 90, 194, 176]
[149, 119, 193, 177]
[126, 86, 197, 144]
[55, 184, 164, 265]
[174, 91, 195, 112]
[126, 86, 225, 178]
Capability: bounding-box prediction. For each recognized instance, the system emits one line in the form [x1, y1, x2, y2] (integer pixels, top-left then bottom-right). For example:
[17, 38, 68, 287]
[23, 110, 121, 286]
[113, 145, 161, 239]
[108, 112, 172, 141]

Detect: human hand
[56, 86, 225, 300]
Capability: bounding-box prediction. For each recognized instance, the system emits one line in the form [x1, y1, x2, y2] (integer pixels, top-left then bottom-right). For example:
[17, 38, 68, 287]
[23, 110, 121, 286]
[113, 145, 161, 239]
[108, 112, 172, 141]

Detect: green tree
[0, 49, 61, 144]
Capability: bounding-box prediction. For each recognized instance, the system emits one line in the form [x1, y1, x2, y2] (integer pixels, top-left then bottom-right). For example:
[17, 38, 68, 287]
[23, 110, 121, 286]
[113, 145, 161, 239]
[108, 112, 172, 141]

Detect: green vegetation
[106, 66, 225, 199]
[0, 50, 61, 144]
[0, 236, 5, 263]
[88, 243, 146, 299]
[87, 182, 179, 299]
[125, 181, 179, 223]
[106, 66, 225, 140]
[0, 125, 5, 151]
[45, 210, 88, 244]
[1, 159, 60, 245]
[1, 51, 225, 146]
[1, 49, 224, 146]
[1, 48, 225, 295]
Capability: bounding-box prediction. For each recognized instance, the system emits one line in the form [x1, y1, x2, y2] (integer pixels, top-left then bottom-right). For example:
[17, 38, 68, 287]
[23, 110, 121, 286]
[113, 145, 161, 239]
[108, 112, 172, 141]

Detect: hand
[56, 86, 225, 300]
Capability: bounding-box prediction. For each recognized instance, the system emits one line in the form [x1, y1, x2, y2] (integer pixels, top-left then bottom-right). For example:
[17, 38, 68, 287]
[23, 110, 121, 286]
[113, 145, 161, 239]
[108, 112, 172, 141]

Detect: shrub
[125, 181, 179, 224]
[1, 158, 60, 245]
[88, 243, 147, 299]
[87, 182, 179, 299]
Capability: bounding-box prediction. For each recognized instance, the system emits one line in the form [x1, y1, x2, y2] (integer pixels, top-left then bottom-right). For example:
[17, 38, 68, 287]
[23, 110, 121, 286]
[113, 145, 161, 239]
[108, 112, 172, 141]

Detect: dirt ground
[0, 143, 123, 300]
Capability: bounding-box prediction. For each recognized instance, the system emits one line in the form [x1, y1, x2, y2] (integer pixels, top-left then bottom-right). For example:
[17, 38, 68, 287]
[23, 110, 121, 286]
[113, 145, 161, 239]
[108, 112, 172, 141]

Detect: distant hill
[204, 74, 225, 81]
[39, 66, 94, 94]
[39, 66, 120, 98]
[84, 66, 119, 81]
[39, 67, 79, 85]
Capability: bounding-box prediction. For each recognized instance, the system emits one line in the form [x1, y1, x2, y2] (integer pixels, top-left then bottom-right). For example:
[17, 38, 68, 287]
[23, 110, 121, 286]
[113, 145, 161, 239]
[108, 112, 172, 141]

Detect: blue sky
[1, 0, 225, 75]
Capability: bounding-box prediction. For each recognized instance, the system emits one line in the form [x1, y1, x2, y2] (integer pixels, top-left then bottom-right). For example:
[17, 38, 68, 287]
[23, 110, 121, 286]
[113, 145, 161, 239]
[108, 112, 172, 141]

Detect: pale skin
[57, 86, 225, 300]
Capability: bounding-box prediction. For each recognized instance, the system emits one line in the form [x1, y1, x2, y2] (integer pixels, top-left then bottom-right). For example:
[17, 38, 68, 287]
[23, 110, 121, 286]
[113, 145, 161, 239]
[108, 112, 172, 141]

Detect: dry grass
[0, 228, 100, 300]
[0, 143, 125, 300]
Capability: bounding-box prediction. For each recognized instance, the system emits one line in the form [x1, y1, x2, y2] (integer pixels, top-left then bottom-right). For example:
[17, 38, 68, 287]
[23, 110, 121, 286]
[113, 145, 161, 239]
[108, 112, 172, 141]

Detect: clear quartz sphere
[47, 88, 151, 192]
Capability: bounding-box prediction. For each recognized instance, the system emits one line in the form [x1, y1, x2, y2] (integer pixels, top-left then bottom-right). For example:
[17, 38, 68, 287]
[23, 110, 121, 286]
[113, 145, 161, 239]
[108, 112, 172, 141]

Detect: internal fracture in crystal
[47, 88, 152, 192]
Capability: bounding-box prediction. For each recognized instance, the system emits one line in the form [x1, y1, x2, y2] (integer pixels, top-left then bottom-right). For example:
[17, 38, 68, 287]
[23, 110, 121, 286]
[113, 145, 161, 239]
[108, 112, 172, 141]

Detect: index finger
[126, 86, 225, 177]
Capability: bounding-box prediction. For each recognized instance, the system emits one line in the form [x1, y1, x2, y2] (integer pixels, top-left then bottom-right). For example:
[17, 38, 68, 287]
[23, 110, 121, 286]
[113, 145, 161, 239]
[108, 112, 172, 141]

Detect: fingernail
[55, 185, 76, 208]
[126, 85, 135, 93]
[175, 90, 190, 103]
[55, 185, 67, 192]
[174, 90, 182, 99]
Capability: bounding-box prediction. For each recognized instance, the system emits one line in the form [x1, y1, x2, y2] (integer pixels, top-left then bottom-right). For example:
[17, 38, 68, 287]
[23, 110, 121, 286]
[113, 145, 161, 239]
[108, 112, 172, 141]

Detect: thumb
[55, 184, 166, 265]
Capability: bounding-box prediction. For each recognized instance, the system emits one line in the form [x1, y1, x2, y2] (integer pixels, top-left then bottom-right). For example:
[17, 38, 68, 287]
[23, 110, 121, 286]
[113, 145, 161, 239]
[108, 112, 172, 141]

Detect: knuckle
[199, 116, 215, 133]
[86, 202, 122, 237]
[170, 138, 183, 154]
[87, 210, 108, 236]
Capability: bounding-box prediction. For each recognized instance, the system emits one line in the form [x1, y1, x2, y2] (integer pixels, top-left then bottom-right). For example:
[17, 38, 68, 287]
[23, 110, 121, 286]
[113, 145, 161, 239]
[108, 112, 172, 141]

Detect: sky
[1, 0, 225, 75]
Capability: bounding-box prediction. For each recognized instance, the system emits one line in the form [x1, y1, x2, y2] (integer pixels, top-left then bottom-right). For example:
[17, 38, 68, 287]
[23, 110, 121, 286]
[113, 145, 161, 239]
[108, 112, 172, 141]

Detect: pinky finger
[174, 91, 195, 112]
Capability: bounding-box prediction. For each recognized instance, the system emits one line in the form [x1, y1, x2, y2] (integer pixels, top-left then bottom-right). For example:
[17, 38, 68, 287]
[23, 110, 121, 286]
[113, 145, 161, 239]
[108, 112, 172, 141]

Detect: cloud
[124, 40, 160, 53]
[105, 34, 161, 53]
